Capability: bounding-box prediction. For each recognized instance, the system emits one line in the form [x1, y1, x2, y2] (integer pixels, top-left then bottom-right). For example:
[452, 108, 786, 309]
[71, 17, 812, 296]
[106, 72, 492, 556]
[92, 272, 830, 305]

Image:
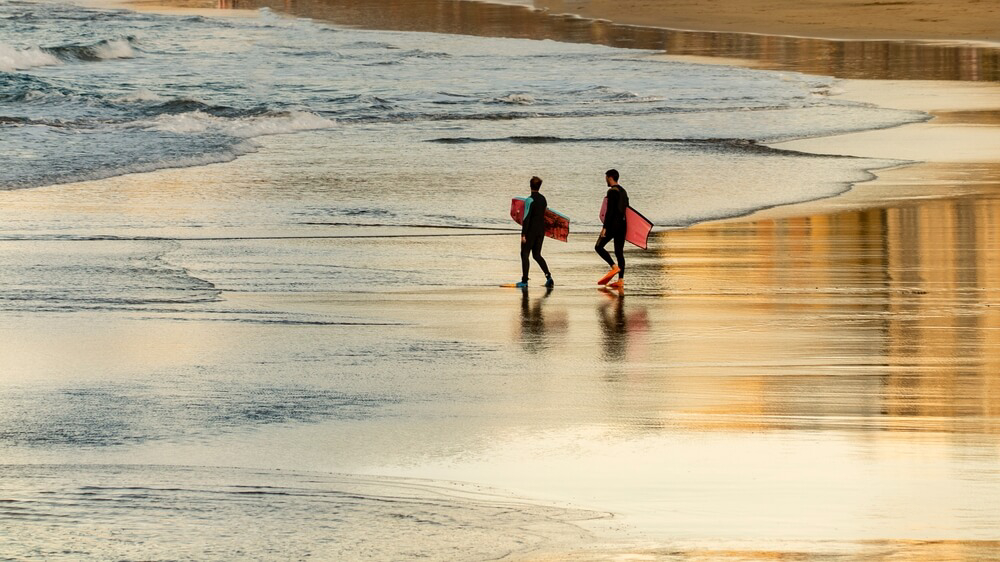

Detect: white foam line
[143, 110, 336, 138]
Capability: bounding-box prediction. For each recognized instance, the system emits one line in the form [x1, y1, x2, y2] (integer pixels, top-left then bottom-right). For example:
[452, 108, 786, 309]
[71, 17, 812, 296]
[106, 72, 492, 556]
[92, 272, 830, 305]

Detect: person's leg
[520, 240, 531, 282]
[595, 234, 615, 267]
[531, 236, 550, 277]
[614, 229, 626, 279]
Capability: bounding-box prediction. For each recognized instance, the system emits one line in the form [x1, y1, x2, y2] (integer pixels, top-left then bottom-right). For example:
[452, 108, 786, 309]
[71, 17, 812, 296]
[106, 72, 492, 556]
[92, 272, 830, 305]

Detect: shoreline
[750, 79, 1000, 221]
[719, 78, 1000, 223]
[111, 0, 1000, 81]
[531, 0, 1000, 43]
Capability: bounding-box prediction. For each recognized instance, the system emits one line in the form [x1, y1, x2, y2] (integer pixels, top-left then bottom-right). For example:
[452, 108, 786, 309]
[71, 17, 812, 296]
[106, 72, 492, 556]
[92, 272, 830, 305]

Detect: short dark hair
[530, 176, 542, 190]
[605, 169, 619, 181]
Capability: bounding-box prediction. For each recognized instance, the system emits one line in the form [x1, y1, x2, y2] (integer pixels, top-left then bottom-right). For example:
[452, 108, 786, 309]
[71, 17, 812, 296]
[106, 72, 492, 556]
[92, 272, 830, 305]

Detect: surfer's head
[530, 176, 542, 191]
[605, 169, 619, 186]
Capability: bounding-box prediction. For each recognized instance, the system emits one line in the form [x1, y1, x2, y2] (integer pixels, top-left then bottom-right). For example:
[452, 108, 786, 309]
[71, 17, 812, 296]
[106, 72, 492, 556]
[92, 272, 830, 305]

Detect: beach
[2, 0, 1000, 559]
[534, 0, 1000, 42]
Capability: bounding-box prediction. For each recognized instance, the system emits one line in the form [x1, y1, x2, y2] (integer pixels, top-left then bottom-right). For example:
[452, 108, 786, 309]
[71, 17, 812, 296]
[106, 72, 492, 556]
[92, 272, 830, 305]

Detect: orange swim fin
[597, 265, 620, 285]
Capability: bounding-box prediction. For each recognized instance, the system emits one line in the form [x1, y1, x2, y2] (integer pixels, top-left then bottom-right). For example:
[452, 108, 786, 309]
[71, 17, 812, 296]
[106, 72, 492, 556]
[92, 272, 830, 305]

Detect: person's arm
[521, 196, 532, 240]
[603, 189, 619, 228]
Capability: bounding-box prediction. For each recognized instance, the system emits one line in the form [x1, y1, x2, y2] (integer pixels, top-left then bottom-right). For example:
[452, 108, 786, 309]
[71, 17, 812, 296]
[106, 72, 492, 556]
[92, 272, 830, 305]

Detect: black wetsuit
[521, 191, 551, 283]
[595, 185, 628, 278]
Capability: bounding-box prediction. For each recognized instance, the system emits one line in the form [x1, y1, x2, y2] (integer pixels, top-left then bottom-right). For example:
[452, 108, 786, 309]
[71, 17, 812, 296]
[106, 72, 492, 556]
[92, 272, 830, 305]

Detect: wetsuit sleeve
[521, 196, 532, 236]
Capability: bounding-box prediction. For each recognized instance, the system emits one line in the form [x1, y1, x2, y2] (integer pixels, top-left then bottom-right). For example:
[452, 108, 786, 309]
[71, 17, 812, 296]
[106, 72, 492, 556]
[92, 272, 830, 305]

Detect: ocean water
[5, 1, 990, 559]
[1, 0, 924, 225]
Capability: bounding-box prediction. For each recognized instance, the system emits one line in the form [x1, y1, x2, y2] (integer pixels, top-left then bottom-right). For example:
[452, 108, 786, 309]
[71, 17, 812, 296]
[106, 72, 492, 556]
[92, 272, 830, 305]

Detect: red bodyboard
[600, 197, 653, 250]
[510, 197, 570, 242]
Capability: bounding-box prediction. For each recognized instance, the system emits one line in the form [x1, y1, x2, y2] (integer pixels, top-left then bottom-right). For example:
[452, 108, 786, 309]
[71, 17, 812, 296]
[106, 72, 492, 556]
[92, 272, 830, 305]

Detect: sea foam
[90, 38, 136, 60]
[144, 110, 336, 138]
[0, 43, 60, 72]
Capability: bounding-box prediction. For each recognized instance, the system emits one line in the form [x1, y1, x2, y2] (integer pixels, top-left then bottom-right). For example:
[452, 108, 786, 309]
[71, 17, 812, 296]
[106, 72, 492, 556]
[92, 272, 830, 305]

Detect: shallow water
[0, 464, 596, 560]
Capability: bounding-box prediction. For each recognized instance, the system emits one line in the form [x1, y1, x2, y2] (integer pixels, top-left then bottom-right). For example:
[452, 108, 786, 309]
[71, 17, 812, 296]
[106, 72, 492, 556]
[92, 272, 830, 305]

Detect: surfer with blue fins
[515, 176, 554, 289]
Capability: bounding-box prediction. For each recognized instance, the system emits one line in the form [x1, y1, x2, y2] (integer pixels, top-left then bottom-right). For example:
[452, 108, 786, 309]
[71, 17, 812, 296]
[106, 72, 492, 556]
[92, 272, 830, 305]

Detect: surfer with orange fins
[596, 169, 628, 289]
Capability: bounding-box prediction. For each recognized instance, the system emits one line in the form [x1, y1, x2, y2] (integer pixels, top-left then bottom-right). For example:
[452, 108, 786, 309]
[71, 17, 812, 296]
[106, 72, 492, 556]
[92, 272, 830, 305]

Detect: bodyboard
[600, 196, 653, 250]
[511, 197, 570, 242]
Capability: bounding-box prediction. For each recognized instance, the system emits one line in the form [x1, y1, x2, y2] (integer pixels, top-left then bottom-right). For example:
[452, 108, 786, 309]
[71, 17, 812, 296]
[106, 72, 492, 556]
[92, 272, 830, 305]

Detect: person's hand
[521, 235, 526, 244]
[599, 228, 606, 238]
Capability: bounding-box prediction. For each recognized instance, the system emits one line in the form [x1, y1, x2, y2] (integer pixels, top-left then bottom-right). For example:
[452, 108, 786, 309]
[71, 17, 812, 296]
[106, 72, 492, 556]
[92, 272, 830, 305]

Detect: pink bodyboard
[511, 197, 570, 242]
[600, 197, 653, 250]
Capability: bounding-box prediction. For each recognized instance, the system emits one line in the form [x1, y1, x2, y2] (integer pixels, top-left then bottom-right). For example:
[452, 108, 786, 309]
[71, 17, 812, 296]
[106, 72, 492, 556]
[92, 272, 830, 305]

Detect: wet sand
[9, 0, 1000, 559]
[533, 0, 1000, 42]
[773, 79, 1000, 160]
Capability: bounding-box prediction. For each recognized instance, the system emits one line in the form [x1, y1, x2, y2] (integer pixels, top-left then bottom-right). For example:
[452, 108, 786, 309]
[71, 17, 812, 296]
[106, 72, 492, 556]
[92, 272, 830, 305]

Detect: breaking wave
[44, 37, 138, 62]
[0, 44, 60, 72]
[0, 37, 137, 72]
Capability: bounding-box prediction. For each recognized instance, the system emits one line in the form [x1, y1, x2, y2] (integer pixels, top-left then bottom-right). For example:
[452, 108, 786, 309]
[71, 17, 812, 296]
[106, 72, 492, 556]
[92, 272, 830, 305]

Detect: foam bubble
[0, 43, 61, 72]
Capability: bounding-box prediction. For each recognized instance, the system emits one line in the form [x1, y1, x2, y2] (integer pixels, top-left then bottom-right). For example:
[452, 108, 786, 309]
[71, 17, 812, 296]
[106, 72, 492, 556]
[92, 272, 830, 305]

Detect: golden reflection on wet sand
[429, 193, 1000, 559]
[656, 191, 1000, 435]
[205, 0, 1000, 80]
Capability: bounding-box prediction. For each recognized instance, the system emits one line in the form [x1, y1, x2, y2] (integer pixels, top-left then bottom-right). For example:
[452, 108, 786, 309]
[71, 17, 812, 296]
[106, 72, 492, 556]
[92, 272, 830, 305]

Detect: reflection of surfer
[596, 169, 628, 288]
[598, 288, 627, 361]
[598, 288, 649, 362]
[520, 286, 554, 351]
[516, 176, 554, 289]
